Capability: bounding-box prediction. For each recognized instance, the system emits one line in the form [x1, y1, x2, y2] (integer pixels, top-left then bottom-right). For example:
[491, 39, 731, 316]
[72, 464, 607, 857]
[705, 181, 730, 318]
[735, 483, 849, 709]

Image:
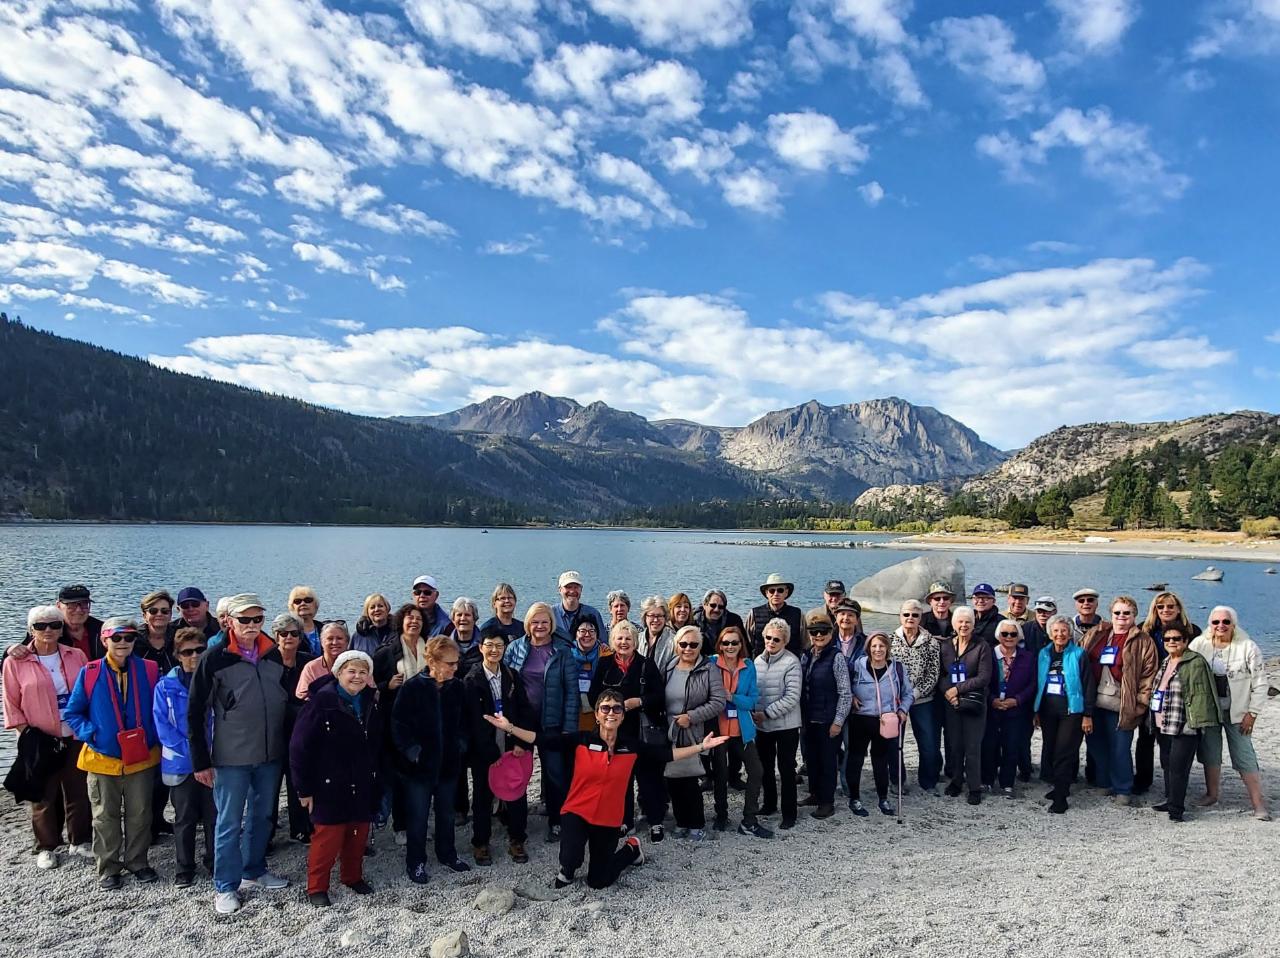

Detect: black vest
[801, 643, 841, 725]
[749, 603, 804, 658]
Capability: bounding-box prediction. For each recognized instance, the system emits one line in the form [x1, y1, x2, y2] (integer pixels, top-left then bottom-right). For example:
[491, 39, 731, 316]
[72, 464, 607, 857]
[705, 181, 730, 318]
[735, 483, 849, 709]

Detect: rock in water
[429, 931, 470, 958]
[474, 886, 515, 915]
[851, 556, 966, 612]
[1192, 567, 1224, 581]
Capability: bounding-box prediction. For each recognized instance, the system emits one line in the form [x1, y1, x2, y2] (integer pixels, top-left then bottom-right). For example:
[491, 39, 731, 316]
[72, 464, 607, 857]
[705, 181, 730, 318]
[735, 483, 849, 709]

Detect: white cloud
[0, 281, 140, 317]
[1131, 336, 1234, 369]
[528, 42, 642, 104]
[402, 0, 543, 62]
[610, 60, 704, 122]
[858, 180, 885, 205]
[0, 150, 113, 209]
[718, 168, 781, 214]
[0, 88, 98, 157]
[766, 111, 868, 173]
[322, 318, 365, 331]
[292, 240, 358, 274]
[99, 258, 207, 304]
[586, 0, 753, 51]
[657, 127, 746, 182]
[788, 0, 927, 108]
[480, 234, 546, 259]
[1190, 0, 1280, 59]
[932, 16, 1045, 115]
[231, 252, 269, 282]
[186, 217, 246, 243]
[1049, 0, 1138, 53]
[977, 107, 1190, 208]
[130, 200, 179, 222]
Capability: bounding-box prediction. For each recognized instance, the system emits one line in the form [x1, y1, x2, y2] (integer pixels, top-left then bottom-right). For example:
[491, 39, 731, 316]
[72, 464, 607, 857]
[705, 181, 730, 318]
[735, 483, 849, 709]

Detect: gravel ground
[2, 701, 1277, 958]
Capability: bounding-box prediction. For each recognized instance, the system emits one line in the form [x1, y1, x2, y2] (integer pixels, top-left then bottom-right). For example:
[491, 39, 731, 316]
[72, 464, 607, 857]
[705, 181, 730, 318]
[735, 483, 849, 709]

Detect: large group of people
[1, 572, 1272, 907]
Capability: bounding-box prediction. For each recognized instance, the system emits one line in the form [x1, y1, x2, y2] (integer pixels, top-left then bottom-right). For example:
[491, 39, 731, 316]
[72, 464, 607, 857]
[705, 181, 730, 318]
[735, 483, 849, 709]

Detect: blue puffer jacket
[502, 636, 579, 733]
[64, 656, 160, 763]
[152, 666, 207, 778]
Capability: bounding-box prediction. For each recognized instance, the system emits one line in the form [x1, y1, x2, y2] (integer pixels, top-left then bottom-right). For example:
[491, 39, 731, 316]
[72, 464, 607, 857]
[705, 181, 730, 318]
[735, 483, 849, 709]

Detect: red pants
[307, 822, 370, 893]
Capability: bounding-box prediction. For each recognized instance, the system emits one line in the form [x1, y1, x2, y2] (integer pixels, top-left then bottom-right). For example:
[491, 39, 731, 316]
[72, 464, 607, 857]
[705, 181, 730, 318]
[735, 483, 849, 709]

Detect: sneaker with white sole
[394, 830, 407, 847]
[624, 836, 644, 866]
[239, 872, 288, 890]
[214, 891, 241, 914]
[68, 843, 93, 859]
[36, 850, 58, 870]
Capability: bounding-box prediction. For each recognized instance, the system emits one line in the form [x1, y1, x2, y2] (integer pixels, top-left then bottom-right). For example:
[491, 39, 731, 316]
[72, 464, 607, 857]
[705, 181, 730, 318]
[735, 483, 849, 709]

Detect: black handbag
[3, 727, 68, 803]
[638, 662, 668, 746]
[956, 690, 986, 716]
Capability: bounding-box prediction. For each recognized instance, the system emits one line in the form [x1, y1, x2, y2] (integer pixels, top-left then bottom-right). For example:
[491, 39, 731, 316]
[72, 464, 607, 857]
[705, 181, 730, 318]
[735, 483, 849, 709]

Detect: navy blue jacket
[391, 673, 467, 783]
[289, 675, 381, 824]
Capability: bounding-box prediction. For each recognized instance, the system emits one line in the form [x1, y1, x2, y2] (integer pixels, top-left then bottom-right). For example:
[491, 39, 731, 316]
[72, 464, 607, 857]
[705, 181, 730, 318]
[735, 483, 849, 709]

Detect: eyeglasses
[765, 587, 788, 595]
[177, 646, 207, 657]
[763, 635, 784, 643]
[292, 597, 315, 605]
[806, 628, 832, 636]
[481, 641, 506, 650]
[998, 632, 1019, 638]
[61, 600, 91, 611]
[106, 633, 139, 643]
[275, 629, 301, 638]
[719, 640, 741, 648]
[1111, 610, 1134, 617]
[1077, 597, 1098, 603]
[31, 621, 63, 631]
[145, 606, 172, 615]
[412, 588, 436, 596]
[1210, 618, 1232, 626]
[576, 626, 597, 634]
[597, 704, 625, 715]
[1163, 635, 1186, 643]
[677, 641, 700, 650]
[235, 615, 265, 625]
[706, 603, 725, 611]
[900, 612, 921, 619]
[178, 600, 203, 610]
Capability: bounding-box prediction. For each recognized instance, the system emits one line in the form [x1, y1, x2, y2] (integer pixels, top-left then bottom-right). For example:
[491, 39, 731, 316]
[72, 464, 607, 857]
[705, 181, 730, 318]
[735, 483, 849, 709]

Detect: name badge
[1046, 674, 1065, 696]
[588, 743, 604, 751]
[493, 696, 503, 715]
[56, 692, 70, 713]
[578, 677, 591, 694]
[1151, 690, 1165, 713]
[999, 680, 1008, 699]
[951, 663, 967, 684]
[726, 705, 738, 719]
[1100, 646, 1118, 666]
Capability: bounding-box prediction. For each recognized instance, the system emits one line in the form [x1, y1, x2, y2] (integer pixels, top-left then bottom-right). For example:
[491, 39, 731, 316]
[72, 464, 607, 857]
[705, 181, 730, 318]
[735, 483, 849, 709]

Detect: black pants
[455, 773, 470, 825]
[270, 757, 311, 840]
[943, 705, 985, 794]
[470, 759, 527, 847]
[151, 778, 171, 838]
[665, 776, 705, 829]
[936, 696, 955, 780]
[558, 812, 640, 889]
[711, 738, 762, 823]
[846, 715, 898, 802]
[1039, 707, 1084, 804]
[1134, 721, 1157, 794]
[625, 754, 667, 830]
[802, 722, 841, 805]
[1156, 730, 1201, 818]
[981, 709, 1029, 789]
[756, 727, 799, 821]
[170, 776, 215, 873]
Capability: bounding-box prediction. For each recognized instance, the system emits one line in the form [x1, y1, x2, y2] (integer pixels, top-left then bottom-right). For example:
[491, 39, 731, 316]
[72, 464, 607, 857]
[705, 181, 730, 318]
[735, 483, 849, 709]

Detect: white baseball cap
[558, 570, 583, 588]
[412, 575, 438, 591]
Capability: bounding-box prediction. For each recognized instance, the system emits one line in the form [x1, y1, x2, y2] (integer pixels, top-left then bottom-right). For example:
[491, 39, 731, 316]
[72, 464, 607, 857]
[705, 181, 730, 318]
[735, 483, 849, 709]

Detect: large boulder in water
[851, 556, 966, 613]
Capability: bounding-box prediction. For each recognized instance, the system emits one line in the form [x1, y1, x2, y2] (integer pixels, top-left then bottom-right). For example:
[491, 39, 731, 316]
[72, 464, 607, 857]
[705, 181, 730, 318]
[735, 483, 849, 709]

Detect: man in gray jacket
[188, 593, 290, 915]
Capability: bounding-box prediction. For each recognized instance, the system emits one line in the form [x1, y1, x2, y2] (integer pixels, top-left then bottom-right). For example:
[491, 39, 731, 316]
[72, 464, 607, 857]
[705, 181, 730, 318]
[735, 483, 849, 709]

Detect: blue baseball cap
[177, 586, 207, 604]
[971, 583, 996, 597]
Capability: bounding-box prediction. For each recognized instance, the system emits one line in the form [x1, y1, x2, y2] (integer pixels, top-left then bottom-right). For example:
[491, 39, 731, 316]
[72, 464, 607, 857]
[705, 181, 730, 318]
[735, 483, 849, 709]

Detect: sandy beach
[886, 530, 1280, 564]
[3, 696, 1278, 958]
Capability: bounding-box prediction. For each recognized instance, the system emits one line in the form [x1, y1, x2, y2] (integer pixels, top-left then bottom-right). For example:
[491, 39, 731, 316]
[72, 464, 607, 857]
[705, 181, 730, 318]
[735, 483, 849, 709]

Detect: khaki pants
[87, 768, 153, 877]
[31, 740, 91, 851]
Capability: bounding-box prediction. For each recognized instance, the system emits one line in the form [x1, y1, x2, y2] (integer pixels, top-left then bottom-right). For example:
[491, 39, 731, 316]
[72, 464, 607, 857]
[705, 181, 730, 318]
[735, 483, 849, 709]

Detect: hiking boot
[508, 842, 529, 864]
[473, 845, 492, 867]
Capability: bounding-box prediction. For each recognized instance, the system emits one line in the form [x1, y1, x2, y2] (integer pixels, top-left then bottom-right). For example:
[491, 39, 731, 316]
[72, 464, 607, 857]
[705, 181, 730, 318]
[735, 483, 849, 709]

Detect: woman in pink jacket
[3, 605, 91, 870]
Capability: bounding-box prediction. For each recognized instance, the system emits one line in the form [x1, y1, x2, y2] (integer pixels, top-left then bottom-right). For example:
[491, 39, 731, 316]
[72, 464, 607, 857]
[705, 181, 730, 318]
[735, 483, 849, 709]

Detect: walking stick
[896, 725, 904, 825]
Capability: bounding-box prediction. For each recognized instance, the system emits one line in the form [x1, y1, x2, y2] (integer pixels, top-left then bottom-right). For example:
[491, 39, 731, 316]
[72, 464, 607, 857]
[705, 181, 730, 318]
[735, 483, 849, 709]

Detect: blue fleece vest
[802, 644, 841, 725]
[1035, 643, 1086, 714]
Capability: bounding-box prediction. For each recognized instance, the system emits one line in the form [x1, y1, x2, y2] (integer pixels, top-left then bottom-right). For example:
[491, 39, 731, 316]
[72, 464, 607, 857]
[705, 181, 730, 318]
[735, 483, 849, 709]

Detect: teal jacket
[710, 655, 759, 743]
[1035, 643, 1090, 715]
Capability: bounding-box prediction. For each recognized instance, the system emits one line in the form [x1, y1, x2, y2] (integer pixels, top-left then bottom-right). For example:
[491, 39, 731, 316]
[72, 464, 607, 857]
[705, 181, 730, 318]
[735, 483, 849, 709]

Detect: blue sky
[2, 0, 1278, 448]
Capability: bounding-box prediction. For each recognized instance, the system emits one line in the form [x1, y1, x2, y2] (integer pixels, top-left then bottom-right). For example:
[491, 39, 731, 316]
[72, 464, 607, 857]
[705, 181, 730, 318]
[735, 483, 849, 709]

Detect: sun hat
[759, 573, 794, 599]
[488, 749, 534, 802]
[925, 581, 954, 599]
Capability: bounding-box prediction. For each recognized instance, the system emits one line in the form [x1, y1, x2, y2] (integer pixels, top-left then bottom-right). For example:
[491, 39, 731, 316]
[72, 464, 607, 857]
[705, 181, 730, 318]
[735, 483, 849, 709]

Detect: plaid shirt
[1154, 663, 1190, 736]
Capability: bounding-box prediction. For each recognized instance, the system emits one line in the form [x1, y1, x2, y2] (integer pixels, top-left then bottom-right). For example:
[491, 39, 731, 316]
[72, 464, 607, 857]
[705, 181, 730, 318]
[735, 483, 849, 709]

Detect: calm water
[1, 524, 1276, 769]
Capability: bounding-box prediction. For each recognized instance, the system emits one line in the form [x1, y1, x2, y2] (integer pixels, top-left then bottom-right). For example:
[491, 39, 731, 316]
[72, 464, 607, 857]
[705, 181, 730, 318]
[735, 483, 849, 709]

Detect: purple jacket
[289, 675, 381, 825]
[989, 645, 1036, 714]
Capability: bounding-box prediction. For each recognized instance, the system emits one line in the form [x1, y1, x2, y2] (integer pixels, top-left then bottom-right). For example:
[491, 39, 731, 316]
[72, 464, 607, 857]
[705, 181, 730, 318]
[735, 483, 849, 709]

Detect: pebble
[473, 886, 515, 916]
[429, 930, 469, 958]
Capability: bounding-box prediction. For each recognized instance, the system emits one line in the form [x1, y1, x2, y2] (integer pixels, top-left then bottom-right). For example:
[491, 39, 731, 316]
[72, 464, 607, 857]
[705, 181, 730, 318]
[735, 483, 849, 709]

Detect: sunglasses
[235, 615, 265, 625]
[177, 646, 207, 657]
[764, 635, 784, 643]
[807, 628, 832, 635]
[275, 629, 301, 638]
[765, 587, 788, 595]
[998, 632, 1019, 638]
[31, 621, 63, 631]
[412, 588, 436, 596]
[597, 704, 625, 715]
[1164, 635, 1186, 643]
[1111, 610, 1134, 617]
[106, 633, 139, 643]
[1077, 597, 1098, 603]
[292, 597, 315, 605]
[706, 602, 725, 611]
[719, 640, 741, 648]
[1210, 618, 1232, 626]
[145, 606, 172, 615]
[677, 641, 700, 650]
[900, 612, 921, 619]
[61, 600, 92, 611]
[178, 600, 203, 609]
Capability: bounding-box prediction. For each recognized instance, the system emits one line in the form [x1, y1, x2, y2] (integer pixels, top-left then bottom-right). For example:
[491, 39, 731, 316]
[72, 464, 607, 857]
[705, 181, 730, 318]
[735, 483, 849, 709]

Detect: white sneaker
[214, 891, 241, 915]
[36, 850, 58, 870]
[394, 830, 407, 846]
[68, 843, 93, 859]
[239, 872, 288, 890]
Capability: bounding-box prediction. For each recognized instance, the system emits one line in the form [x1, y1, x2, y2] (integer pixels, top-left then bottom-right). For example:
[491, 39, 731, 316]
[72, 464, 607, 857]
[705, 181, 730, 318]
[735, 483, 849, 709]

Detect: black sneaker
[308, 891, 331, 907]
[967, 791, 982, 806]
[133, 867, 159, 884]
[344, 880, 374, 895]
[712, 815, 728, 832]
[407, 863, 429, 884]
[944, 783, 963, 797]
[649, 825, 665, 844]
[779, 817, 796, 830]
[443, 859, 471, 873]
[737, 820, 774, 839]
[552, 870, 574, 890]
[1049, 801, 1068, 814]
[545, 825, 561, 843]
[99, 874, 123, 891]
[174, 872, 195, 888]
[1151, 802, 1170, 813]
[810, 804, 835, 819]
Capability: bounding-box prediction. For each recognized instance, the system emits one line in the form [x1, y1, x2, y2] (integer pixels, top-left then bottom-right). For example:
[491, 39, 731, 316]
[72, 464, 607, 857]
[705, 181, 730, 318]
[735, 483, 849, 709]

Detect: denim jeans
[908, 700, 942, 790]
[1086, 708, 1134, 795]
[212, 762, 280, 893]
[403, 776, 458, 870]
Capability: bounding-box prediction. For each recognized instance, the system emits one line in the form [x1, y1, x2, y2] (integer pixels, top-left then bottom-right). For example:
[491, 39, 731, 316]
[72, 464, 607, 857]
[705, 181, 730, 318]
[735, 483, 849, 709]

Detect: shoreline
[885, 533, 1280, 564]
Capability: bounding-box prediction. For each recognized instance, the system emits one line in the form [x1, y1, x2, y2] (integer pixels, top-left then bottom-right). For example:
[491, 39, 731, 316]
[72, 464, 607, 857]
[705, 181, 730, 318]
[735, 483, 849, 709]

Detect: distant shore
[886, 530, 1280, 564]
